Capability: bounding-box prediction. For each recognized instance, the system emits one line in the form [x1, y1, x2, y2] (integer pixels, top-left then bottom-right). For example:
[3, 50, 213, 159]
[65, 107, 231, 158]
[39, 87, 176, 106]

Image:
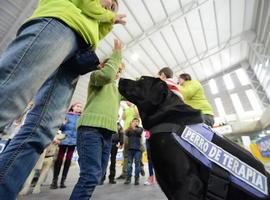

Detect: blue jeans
[146, 140, 154, 176]
[127, 149, 141, 178]
[0, 18, 82, 199]
[70, 126, 113, 200]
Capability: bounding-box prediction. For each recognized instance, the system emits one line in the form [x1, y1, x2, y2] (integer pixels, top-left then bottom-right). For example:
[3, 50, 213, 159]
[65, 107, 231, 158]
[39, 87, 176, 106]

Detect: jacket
[126, 127, 143, 150]
[60, 112, 80, 145]
[29, 0, 115, 48]
[180, 80, 214, 115]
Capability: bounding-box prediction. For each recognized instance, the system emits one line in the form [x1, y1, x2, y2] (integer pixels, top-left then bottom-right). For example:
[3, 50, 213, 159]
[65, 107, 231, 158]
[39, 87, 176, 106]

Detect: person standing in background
[101, 121, 124, 184]
[124, 118, 143, 185]
[50, 102, 82, 189]
[158, 67, 183, 100]
[117, 102, 141, 179]
[178, 73, 215, 127]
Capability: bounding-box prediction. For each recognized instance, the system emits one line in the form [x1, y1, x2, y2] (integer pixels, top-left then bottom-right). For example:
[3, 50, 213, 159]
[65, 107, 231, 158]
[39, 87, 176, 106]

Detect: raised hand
[114, 39, 122, 54]
[115, 14, 127, 25]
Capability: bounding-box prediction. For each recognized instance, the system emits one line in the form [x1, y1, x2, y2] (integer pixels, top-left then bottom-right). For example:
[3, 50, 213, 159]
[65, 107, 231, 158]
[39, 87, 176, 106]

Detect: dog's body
[119, 76, 269, 200]
[20, 133, 65, 195]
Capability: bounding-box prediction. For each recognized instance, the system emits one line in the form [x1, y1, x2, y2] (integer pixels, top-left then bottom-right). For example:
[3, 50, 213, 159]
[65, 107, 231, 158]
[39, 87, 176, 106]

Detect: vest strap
[205, 165, 229, 200]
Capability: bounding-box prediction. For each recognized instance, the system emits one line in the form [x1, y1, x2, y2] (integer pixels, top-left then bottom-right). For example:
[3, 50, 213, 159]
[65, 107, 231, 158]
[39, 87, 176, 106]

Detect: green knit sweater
[77, 52, 122, 132]
[29, 0, 116, 48]
[180, 80, 214, 116]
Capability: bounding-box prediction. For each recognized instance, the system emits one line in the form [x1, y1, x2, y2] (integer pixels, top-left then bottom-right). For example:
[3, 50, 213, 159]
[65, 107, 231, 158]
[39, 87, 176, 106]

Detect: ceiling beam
[141, 0, 156, 25]
[123, 0, 210, 51]
[122, 0, 144, 32]
[160, 31, 179, 66]
[0, 0, 37, 51]
[175, 33, 243, 73]
[160, 0, 169, 18]
[213, 0, 220, 47]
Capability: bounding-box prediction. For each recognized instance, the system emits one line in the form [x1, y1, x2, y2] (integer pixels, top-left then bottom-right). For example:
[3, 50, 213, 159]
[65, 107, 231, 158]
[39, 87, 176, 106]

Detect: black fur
[119, 76, 264, 200]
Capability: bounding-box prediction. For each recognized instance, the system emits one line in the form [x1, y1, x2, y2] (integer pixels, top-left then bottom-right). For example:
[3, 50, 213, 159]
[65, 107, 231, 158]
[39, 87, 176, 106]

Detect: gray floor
[17, 164, 166, 200]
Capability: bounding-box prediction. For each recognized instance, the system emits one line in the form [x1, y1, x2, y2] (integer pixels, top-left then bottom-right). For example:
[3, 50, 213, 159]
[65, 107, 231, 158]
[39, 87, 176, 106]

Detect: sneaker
[134, 177, 140, 185]
[144, 176, 155, 186]
[140, 168, 145, 176]
[124, 177, 131, 184]
[99, 180, 104, 185]
[116, 174, 126, 180]
[109, 179, 117, 184]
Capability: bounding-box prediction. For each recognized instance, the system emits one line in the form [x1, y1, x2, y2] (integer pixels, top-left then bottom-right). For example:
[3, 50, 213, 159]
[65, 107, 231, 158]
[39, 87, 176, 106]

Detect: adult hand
[115, 14, 127, 25]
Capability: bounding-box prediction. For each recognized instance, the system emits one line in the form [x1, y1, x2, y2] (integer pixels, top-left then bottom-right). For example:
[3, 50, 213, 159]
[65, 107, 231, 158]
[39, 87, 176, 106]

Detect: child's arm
[80, 0, 116, 23]
[135, 128, 143, 137]
[126, 130, 131, 137]
[99, 22, 113, 40]
[89, 40, 122, 86]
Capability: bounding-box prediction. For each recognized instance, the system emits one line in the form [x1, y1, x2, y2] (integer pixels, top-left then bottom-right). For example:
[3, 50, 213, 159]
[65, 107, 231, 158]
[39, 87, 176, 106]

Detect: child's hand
[113, 39, 122, 54]
[115, 14, 127, 25]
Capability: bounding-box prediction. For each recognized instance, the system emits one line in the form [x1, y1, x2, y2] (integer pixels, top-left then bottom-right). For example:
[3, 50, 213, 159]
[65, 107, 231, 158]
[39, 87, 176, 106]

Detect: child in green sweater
[70, 39, 124, 199]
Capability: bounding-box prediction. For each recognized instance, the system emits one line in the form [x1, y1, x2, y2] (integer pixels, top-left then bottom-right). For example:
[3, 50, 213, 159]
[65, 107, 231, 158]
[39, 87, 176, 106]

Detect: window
[265, 59, 269, 67]
[260, 67, 267, 83]
[223, 73, 235, 90]
[208, 79, 219, 94]
[245, 89, 262, 113]
[214, 98, 226, 117]
[236, 68, 250, 86]
[230, 93, 245, 117]
[257, 64, 263, 77]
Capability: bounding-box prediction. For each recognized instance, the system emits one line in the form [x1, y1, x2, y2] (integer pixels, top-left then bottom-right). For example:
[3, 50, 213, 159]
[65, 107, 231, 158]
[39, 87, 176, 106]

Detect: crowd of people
[0, 0, 215, 199]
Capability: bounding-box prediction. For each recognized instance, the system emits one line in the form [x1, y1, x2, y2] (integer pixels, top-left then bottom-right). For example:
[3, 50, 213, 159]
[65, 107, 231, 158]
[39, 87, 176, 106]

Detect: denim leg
[70, 127, 103, 200]
[148, 161, 154, 177]
[0, 18, 79, 130]
[127, 150, 134, 178]
[101, 131, 112, 178]
[0, 67, 79, 199]
[134, 151, 141, 178]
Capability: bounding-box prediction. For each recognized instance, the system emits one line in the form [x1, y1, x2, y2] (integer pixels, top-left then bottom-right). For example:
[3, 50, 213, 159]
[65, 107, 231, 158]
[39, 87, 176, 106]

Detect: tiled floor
[18, 164, 166, 200]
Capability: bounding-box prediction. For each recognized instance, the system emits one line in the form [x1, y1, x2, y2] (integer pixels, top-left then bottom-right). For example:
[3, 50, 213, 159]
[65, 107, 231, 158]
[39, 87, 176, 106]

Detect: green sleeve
[99, 22, 113, 40]
[80, 0, 116, 23]
[89, 52, 121, 86]
[180, 81, 201, 100]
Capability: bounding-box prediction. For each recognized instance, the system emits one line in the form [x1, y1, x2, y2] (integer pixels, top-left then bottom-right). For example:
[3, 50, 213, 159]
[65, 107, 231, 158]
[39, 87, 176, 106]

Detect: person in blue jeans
[124, 118, 143, 185]
[0, 1, 126, 199]
[70, 39, 124, 199]
[50, 102, 82, 189]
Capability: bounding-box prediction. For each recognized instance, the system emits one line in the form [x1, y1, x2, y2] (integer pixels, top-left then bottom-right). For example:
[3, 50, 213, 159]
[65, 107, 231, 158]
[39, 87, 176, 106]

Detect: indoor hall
[0, 0, 270, 199]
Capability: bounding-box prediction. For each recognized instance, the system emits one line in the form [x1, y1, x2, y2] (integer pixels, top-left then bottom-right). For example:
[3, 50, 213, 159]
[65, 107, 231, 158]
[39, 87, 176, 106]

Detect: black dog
[118, 76, 268, 200]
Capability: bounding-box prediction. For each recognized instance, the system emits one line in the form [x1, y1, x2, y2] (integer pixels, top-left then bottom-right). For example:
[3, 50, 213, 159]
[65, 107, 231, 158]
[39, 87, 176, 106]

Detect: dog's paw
[32, 187, 41, 194]
[19, 189, 29, 196]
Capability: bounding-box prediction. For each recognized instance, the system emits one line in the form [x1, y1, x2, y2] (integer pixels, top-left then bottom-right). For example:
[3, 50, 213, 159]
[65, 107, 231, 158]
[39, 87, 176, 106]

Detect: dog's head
[119, 76, 169, 115]
[119, 76, 203, 129]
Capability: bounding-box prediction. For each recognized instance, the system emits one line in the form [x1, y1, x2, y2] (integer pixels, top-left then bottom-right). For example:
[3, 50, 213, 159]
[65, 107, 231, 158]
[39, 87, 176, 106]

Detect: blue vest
[173, 123, 269, 199]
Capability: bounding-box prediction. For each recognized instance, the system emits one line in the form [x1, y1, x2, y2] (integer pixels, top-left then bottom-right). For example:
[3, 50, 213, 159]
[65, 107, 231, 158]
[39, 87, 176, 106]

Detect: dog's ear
[150, 79, 168, 105]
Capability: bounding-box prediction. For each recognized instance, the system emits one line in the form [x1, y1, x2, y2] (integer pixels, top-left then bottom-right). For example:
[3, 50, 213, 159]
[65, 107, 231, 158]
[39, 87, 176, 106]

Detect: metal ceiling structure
[74, 0, 258, 104]
[0, 0, 268, 107]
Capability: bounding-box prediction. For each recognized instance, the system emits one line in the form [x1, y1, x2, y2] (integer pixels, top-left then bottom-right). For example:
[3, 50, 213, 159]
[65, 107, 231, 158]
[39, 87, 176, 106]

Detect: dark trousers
[53, 145, 75, 180]
[108, 144, 118, 181]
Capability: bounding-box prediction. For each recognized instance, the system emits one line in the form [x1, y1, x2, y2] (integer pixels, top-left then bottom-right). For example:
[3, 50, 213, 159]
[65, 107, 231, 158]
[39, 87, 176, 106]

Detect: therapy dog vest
[172, 124, 270, 199]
